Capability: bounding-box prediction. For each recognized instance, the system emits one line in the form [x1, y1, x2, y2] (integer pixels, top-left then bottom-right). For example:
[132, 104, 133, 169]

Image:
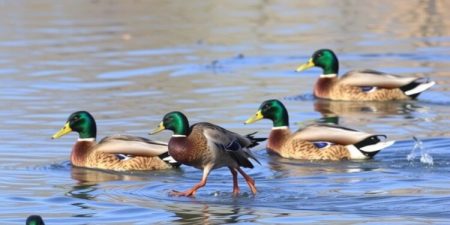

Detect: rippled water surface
[1, 0, 450, 224]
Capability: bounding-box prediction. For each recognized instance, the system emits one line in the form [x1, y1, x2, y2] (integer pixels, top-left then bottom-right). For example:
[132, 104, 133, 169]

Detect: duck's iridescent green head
[296, 49, 339, 75]
[52, 111, 97, 139]
[150, 111, 189, 136]
[245, 99, 289, 127]
[26, 215, 45, 225]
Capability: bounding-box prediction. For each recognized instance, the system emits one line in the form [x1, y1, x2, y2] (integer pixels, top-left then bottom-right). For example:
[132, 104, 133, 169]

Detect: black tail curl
[353, 135, 386, 158]
[245, 132, 267, 148]
[399, 77, 433, 99]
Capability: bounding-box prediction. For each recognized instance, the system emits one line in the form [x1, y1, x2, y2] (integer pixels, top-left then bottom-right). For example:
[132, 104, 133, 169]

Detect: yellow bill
[52, 122, 72, 139]
[149, 122, 165, 135]
[296, 58, 315, 72]
[244, 110, 264, 124]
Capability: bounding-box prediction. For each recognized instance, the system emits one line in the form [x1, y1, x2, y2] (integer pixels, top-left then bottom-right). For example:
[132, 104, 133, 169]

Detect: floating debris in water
[236, 53, 245, 59]
[407, 136, 434, 166]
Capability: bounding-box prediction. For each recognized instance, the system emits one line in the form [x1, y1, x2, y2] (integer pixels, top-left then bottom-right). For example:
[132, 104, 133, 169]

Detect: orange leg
[170, 166, 212, 197]
[237, 167, 257, 195]
[228, 167, 240, 196]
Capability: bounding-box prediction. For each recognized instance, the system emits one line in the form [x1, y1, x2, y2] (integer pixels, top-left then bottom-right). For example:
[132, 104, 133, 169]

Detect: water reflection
[65, 183, 98, 201]
[67, 167, 152, 203]
[314, 98, 423, 122]
[168, 202, 255, 225]
[266, 156, 381, 179]
[70, 166, 149, 184]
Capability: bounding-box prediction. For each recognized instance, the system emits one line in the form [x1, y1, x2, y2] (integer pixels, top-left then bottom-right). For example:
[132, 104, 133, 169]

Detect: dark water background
[0, 0, 449, 224]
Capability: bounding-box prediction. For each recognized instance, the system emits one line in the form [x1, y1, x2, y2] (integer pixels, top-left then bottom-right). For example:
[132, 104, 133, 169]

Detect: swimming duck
[52, 111, 179, 171]
[296, 49, 435, 101]
[150, 111, 264, 197]
[26, 215, 45, 225]
[245, 99, 395, 160]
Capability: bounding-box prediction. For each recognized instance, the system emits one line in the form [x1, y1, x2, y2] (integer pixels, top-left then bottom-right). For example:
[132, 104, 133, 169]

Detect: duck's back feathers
[194, 122, 261, 168]
[338, 70, 435, 99]
[85, 135, 180, 169]
[193, 123, 260, 149]
[95, 135, 168, 157]
[294, 124, 373, 145]
[340, 70, 419, 88]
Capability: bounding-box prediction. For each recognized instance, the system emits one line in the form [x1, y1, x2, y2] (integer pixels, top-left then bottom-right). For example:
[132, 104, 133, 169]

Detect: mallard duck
[52, 111, 179, 171]
[26, 215, 45, 225]
[149, 111, 264, 197]
[296, 49, 435, 101]
[245, 99, 395, 160]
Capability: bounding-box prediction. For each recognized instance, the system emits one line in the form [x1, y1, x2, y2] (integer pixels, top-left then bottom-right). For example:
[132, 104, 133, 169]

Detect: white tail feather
[360, 140, 395, 152]
[347, 140, 395, 160]
[162, 155, 178, 164]
[347, 145, 368, 160]
[405, 81, 435, 96]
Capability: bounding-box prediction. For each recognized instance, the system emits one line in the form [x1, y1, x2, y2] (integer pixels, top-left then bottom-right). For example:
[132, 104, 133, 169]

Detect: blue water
[0, 0, 449, 224]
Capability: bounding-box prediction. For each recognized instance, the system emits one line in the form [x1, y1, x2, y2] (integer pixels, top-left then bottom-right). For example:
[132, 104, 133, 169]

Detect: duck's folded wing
[294, 124, 373, 145]
[339, 70, 418, 88]
[95, 135, 168, 156]
[199, 123, 260, 167]
[195, 122, 250, 147]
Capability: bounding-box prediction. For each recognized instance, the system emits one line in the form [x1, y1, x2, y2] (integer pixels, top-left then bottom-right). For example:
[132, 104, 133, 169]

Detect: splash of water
[407, 136, 434, 166]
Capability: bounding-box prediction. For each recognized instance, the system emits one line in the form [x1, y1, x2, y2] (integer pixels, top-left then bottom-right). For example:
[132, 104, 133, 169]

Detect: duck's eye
[316, 53, 322, 57]
[72, 116, 80, 121]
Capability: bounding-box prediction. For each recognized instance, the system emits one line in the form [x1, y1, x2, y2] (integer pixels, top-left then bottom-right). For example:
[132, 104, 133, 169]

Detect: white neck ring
[272, 126, 288, 130]
[320, 74, 337, 78]
[172, 134, 186, 137]
[77, 138, 95, 142]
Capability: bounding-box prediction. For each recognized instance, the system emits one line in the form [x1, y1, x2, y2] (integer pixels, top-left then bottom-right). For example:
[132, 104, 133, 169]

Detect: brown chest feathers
[267, 128, 291, 156]
[314, 77, 336, 98]
[71, 141, 95, 166]
[169, 134, 207, 168]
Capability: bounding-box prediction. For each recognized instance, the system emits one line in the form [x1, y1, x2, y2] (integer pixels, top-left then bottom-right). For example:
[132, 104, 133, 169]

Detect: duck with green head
[150, 111, 264, 197]
[245, 99, 395, 160]
[26, 215, 45, 225]
[52, 111, 179, 171]
[296, 49, 435, 101]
